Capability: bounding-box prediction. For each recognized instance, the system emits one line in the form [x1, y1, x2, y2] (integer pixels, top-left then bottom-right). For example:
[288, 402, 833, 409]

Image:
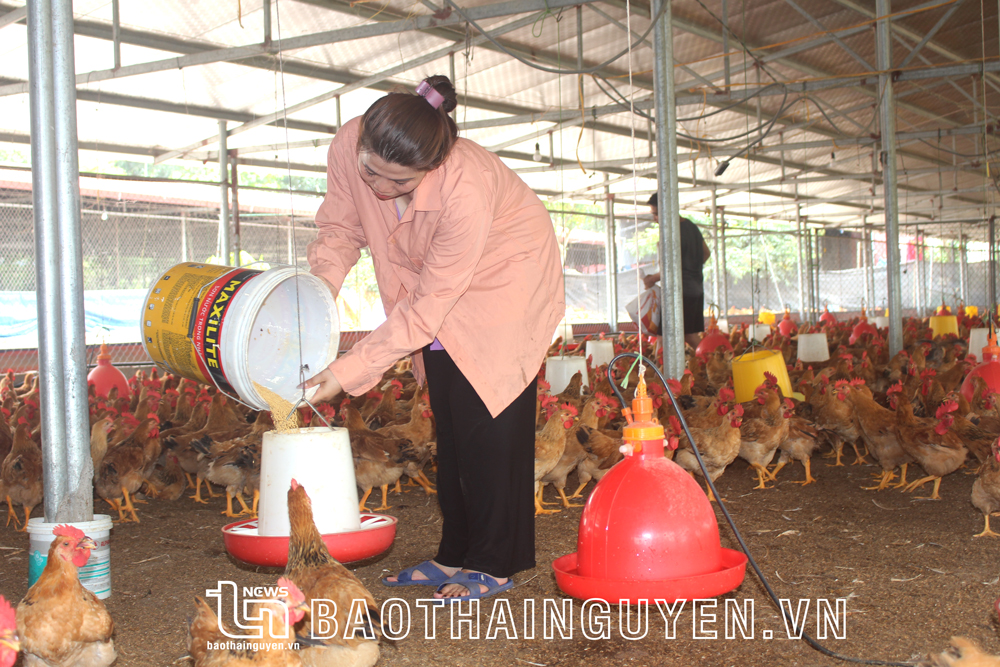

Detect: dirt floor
[2, 450, 1000, 667]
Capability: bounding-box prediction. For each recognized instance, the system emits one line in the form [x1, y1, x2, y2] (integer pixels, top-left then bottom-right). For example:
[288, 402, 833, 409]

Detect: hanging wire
[625, 0, 645, 377]
[273, 0, 311, 401]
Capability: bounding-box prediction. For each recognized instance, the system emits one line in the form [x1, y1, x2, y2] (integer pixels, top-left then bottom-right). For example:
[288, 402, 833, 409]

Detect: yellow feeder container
[929, 315, 959, 338]
[732, 349, 793, 403]
[758, 310, 776, 325]
[966, 306, 979, 317]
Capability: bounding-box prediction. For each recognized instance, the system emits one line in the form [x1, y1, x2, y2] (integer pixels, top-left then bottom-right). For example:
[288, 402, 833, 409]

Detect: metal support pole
[814, 229, 822, 314]
[865, 223, 876, 310]
[218, 120, 231, 264]
[796, 206, 805, 320]
[877, 0, 904, 354]
[990, 215, 997, 310]
[915, 227, 923, 316]
[181, 211, 188, 262]
[29, 0, 93, 522]
[335, 95, 342, 130]
[604, 178, 618, 330]
[959, 223, 968, 303]
[721, 0, 730, 90]
[449, 51, 456, 122]
[720, 208, 729, 319]
[652, 0, 684, 377]
[287, 217, 294, 265]
[263, 0, 271, 46]
[861, 217, 870, 309]
[710, 187, 720, 311]
[805, 227, 815, 323]
[111, 0, 121, 70]
[230, 155, 241, 263]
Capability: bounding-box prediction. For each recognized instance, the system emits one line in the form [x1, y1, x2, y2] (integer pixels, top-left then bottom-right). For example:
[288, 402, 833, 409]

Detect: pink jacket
[308, 117, 565, 417]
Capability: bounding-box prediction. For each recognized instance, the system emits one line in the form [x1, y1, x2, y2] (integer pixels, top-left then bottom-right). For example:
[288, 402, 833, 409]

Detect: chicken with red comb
[17, 526, 115, 666]
[0, 596, 18, 667]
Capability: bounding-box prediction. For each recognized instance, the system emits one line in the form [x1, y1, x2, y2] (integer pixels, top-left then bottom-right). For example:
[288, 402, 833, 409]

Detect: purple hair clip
[415, 80, 445, 110]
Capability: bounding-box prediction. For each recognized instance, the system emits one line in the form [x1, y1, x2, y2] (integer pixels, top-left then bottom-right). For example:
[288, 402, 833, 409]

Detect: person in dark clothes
[642, 192, 711, 348]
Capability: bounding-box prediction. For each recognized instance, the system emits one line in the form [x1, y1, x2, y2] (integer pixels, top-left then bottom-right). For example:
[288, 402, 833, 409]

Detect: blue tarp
[0, 290, 147, 350]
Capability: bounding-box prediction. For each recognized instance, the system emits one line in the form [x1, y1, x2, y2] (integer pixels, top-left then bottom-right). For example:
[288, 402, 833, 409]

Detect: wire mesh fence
[1, 169, 996, 374]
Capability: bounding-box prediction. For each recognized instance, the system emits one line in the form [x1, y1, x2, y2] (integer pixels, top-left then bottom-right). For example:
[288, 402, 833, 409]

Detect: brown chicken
[570, 395, 623, 498]
[809, 378, 865, 466]
[285, 480, 385, 667]
[364, 379, 403, 430]
[187, 577, 308, 667]
[917, 636, 1000, 667]
[848, 383, 914, 490]
[770, 416, 823, 485]
[17, 525, 115, 667]
[891, 383, 967, 500]
[971, 438, 1000, 538]
[539, 397, 600, 508]
[94, 417, 160, 522]
[2, 421, 42, 530]
[553, 371, 584, 410]
[534, 403, 576, 515]
[674, 404, 743, 500]
[146, 453, 188, 502]
[0, 595, 17, 667]
[375, 385, 436, 494]
[738, 384, 790, 489]
[343, 406, 416, 511]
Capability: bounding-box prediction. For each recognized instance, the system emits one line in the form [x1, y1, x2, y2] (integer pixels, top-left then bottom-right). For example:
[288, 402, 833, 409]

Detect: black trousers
[423, 345, 537, 579]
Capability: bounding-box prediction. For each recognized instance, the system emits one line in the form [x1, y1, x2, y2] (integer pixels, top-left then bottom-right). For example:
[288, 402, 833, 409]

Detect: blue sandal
[382, 560, 453, 587]
[435, 571, 514, 603]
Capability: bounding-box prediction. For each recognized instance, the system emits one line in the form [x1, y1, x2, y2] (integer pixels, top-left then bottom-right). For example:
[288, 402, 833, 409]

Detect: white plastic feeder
[874, 316, 889, 329]
[27, 514, 113, 599]
[751, 324, 772, 343]
[552, 320, 575, 344]
[970, 328, 989, 359]
[546, 356, 588, 395]
[797, 332, 830, 362]
[257, 427, 360, 536]
[586, 340, 615, 368]
[716, 317, 730, 334]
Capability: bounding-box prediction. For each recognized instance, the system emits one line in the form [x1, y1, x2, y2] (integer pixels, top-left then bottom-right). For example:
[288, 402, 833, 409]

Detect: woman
[303, 76, 564, 602]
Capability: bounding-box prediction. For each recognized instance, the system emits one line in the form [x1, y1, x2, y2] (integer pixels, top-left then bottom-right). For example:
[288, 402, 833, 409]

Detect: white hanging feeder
[545, 356, 588, 395]
[751, 324, 772, 343]
[970, 328, 989, 360]
[797, 332, 830, 362]
[552, 320, 575, 344]
[586, 340, 615, 368]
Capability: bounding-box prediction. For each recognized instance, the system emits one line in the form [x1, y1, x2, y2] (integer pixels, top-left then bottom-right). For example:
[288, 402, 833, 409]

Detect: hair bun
[422, 75, 458, 114]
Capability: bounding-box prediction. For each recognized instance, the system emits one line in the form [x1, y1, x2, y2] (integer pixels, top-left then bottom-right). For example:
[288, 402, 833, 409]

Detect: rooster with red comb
[0, 596, 17, 667]
[17, 525, 116, 666]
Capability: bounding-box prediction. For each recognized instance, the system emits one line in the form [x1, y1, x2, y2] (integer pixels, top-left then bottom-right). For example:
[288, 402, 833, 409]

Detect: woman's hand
[303, 368, 344, 404]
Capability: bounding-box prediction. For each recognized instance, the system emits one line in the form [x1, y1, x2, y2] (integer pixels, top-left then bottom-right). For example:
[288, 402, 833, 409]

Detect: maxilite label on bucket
[142, 263, 262, 393]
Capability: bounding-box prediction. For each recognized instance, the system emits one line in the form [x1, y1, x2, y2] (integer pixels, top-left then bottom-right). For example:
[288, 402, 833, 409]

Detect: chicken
[534, 403, 576, 515]
[17, 525, 116, 667]
[705, 348, 733, 390]
[848, 383, 914, 491]
[2, 422, 43, 530]
[674, 404, 744, 500]
[343, 406, 416, 511]
[285, 480, 385, 667]
[89, 417, 114, 472]
[0, 410, 12, 471]
[199, 443, 257, 518]
[943, 392, 997, 465]
[0, 595, 18, 667]
[892, 383, 967, 500]
[738, 384, 790, 489]
[553, 371, 584, 410]
[146, 453, 188, 502]
[539, 397, 601, 508]
[809, 378, 866, 466]
[917, 636, 1000, 667]
[770, 416, 823, 485]
[375, 385, 436, 494]
[94, 417, 160, 522]
[187, 577, 308, 667]
[364, 379, 403, 430]
[971, 438, 1000, 538]
[570, 398, 623, 498]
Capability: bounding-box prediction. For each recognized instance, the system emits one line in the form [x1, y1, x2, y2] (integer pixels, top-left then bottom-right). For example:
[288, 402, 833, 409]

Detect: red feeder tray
[222, 513, 397, 567]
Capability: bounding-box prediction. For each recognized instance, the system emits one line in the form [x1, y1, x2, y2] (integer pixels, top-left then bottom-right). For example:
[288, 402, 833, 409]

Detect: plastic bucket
[141, 263, 339, 410]
[27, 515, 113, 599]
[874, 316, 889, 329]
[751, 324, 771, 343]
[732, 350, 792, 403]
[257, 427, 360, 537]
[797, 332, 830, 363]
[929, 315, 959, 338]
[970, 328, 990, 360]
[585, 340, 615, 368]
[546, 356, 587, 395]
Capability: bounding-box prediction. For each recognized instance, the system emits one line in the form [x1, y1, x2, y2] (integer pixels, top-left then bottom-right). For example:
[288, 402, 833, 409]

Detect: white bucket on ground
[970, 328, 989, 358]
[142, 263, 339, 410]
[257, 427, 360, 537]
[586, 340, 615, 368]
[27, 514, 113, 599]
[797, 333, 830, 363]
[545, 356, 588, 395]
